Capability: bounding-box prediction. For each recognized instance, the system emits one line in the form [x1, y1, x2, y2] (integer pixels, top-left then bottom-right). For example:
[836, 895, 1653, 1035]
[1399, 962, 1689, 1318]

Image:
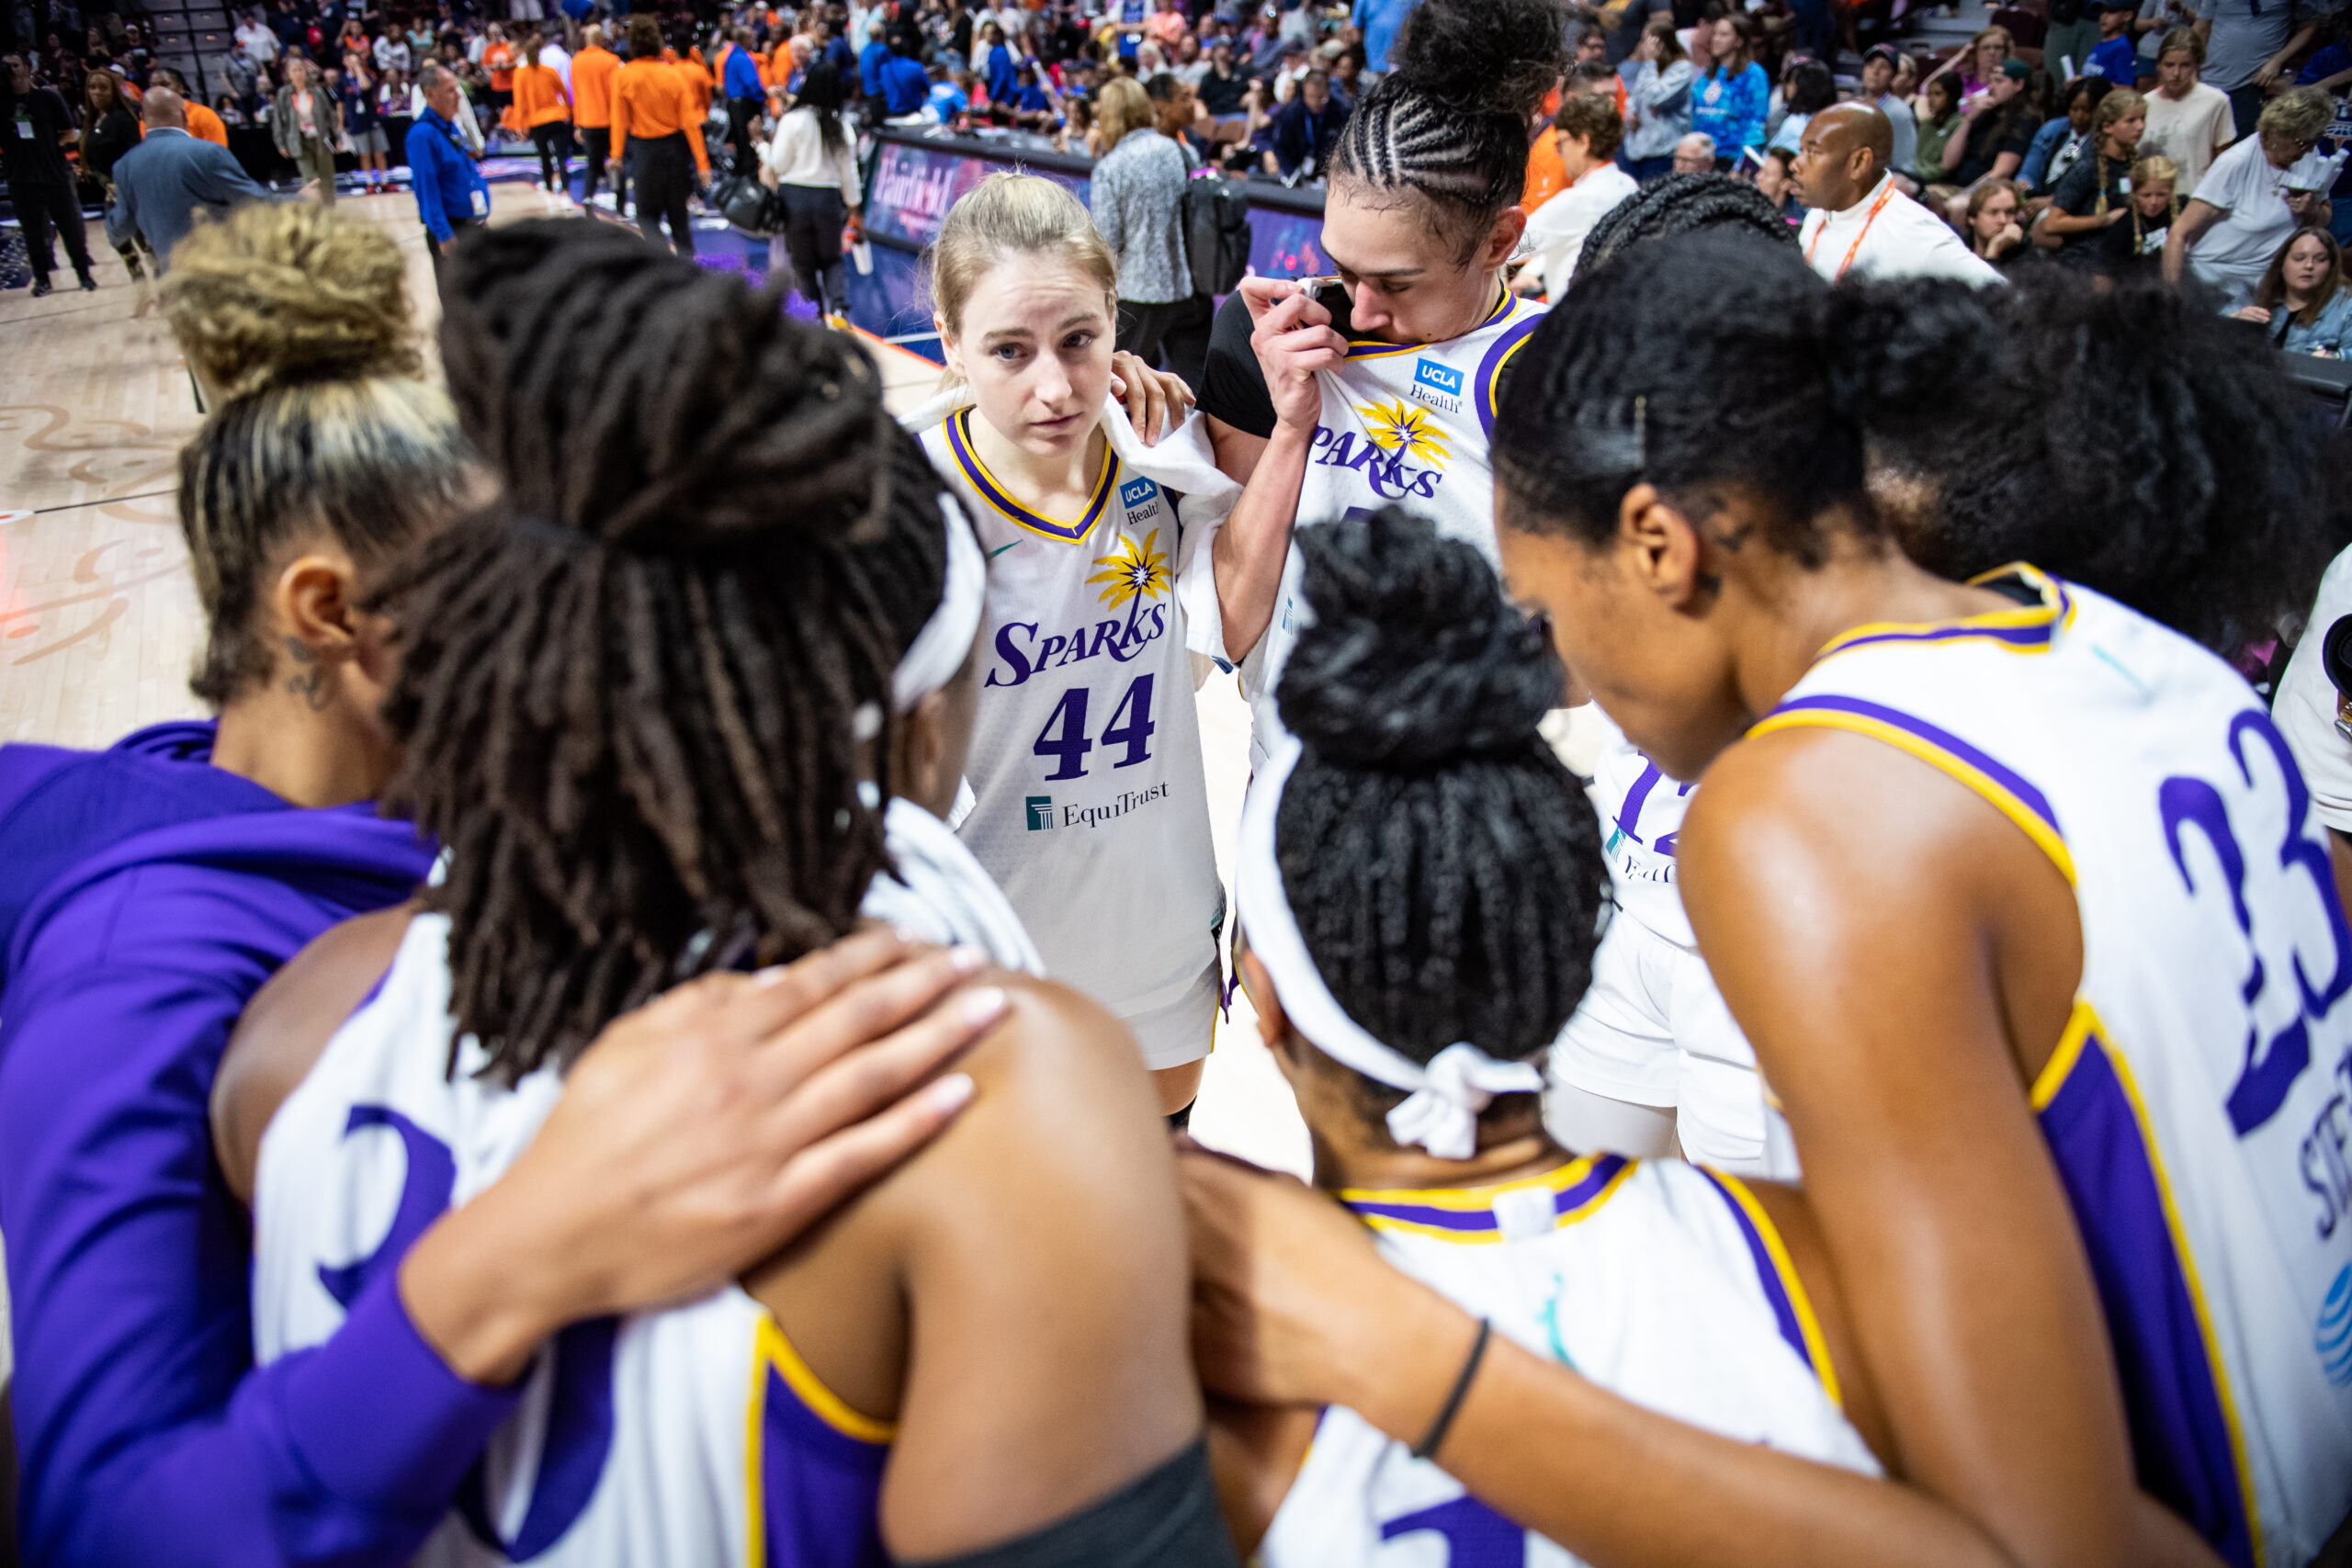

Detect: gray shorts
[351, 125, 388, 153]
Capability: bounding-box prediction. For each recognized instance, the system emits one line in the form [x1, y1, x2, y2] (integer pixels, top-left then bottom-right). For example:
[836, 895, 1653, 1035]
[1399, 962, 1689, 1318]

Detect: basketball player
[1185, 236, 2351, 1565]
[0, 206, 984, 1568]
[1192, 0, 1562, 766]
[1204, 510, 1885, 1562]
[220, 222, 1230, 1567]
[910, 175, 1228, 1116]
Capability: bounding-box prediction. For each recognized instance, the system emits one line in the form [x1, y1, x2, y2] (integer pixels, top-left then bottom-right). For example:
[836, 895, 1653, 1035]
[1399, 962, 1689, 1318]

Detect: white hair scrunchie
[1236, 733, 1544, 1160]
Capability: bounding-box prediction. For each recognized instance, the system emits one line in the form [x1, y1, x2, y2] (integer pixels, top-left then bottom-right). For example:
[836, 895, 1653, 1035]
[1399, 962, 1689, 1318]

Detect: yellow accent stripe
[757, 1312, 896, 1444]
[1814, 563, 2072, 661]
[1338, 1152, 1606, 1210]
[2030, 999, 2099, 1111]
[950, 410, 1118, 547]
[743, 1319, 765, 1568]
[1747, 708, 2078, 886]
[1709, 1170, 1843, 1410]
[2037, 1007, 2265, 1565]
[1351, 1157, 1640, 1246]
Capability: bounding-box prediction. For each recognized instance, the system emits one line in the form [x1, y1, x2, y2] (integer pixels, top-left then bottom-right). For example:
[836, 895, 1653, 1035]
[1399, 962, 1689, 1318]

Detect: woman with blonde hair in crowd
[0, 197, 994, 1568]
[908, 173, 1233, 1119]
[2235, 226, 2352, 355]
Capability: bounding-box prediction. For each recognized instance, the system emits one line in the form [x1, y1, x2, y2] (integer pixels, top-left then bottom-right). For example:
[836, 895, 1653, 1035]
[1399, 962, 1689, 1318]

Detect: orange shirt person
[571, 28, 619, 128]
[615, 17, 708, 254]
[142, 96, 230, 146]
[514, 52, 571, 128]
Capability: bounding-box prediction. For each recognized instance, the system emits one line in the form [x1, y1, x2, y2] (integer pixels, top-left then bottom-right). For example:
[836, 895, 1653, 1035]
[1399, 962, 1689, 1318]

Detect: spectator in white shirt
[2139, 27, 2233, 197]
[374, 30, 412, 75]
[762, 57, 862, 320]
[2165, 85, 2334, 303]
[1792, 102, 2005, 283]
[1519, 93, 1640, 295]
[233, 9, 279, 66]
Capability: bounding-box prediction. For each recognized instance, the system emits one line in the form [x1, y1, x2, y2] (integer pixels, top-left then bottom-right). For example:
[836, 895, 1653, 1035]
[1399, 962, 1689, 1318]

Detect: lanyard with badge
[428, 111, 491, 217]
[14, 101, 33, 148]
[1806, 182, 1896, 281]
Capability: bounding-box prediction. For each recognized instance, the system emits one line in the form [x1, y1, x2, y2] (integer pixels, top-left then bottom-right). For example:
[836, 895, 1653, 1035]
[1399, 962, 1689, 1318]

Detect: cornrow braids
[1330, 0, 1565, 259]
[1274, 509, 1601, 1119]
[1570, 172, 1796, 288]
[374, 220, 952, 1082]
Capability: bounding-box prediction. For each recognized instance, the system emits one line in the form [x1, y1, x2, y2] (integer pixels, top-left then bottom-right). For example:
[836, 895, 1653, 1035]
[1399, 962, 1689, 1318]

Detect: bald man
[1792, 102, 2002, 285]
[105, 85, 269, 275]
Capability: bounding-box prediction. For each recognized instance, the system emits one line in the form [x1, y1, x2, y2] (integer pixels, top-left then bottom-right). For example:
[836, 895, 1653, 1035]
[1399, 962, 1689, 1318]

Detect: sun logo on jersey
[1089, 528, 1170, 617]
[1354, 398, 1451, 470]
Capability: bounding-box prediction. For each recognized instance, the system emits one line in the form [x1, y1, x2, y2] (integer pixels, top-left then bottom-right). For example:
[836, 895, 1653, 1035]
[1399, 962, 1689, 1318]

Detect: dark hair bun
[1572, 173, 1796, 287]
[1279, 507, 1563, 768]
[1816, 274, 2003, 428]
[1387, 0, 1564, 119]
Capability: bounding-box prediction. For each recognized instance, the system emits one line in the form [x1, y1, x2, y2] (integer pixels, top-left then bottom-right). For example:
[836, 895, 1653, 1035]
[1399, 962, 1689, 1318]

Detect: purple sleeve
[0, 872, 517, 1567]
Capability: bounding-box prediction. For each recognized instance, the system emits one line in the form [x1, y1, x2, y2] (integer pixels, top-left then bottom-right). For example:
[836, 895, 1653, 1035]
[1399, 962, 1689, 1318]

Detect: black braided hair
[1569, 172, 1796, 288]
[1498, 231, 1999, 565]
[1881, 267, 2339, 653]
[1273, 508, 1602, 1118]
[373, 220, 951, 1082]
[1330, 0, 1566, 260]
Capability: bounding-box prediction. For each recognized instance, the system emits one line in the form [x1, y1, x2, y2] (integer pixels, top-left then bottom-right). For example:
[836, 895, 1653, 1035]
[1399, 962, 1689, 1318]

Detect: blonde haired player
[908, 173, 1231, 1115]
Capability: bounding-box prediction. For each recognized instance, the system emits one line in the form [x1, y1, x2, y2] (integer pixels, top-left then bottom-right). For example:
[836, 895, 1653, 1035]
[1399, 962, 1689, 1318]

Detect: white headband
[890, 491, 988, 714]
[1237, 733, 1544, 1159]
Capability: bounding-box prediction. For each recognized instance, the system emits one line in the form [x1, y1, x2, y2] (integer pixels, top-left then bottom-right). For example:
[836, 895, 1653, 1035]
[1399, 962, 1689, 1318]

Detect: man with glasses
[2165, 85, 2337, 303]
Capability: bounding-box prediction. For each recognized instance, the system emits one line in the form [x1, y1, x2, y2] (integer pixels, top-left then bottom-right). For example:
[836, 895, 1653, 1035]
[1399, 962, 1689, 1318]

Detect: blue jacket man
[722, 41, 764, 100]
[860, 33, 890, 96]
[105, 107, 268, 275]
[407, 76, 492, 254]
[880, 49, 932, 116]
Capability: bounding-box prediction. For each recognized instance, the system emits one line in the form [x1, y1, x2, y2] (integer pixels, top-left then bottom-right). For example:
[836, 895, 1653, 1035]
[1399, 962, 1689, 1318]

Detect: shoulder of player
[211, 901, 418, 1205]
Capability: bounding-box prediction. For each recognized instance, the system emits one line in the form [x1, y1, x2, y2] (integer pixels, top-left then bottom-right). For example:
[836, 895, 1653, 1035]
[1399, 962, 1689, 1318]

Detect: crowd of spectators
[4, 0, 2349, 349]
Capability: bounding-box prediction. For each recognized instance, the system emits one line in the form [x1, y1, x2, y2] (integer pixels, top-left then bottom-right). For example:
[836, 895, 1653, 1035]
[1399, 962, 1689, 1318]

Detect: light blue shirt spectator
[1351, 0, 1418, 72]
[1690, 60, 1769, 152]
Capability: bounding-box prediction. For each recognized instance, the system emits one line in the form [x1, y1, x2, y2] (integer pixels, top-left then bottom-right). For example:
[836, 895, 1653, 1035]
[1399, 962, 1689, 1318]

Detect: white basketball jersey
[920, 408, 1224, 1044]
[1240, 291, 1549, 769]
[1756, 566, 2352, 1566]
[251, 802, 1039, 1568]
[1260, 1156, 1879, 1567]
[1589, 707, 1699, 950]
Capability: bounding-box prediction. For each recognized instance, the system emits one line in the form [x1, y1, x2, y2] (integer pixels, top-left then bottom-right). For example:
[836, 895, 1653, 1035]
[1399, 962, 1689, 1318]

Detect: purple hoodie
[0, 721, 517, 1566]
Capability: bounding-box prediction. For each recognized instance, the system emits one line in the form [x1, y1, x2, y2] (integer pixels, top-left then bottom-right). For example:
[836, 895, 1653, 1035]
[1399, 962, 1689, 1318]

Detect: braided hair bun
[1279, 506, 1563, 767]
[162, 201, 421, 400]
[1272, 508, 1600, 1077]
[1385, 0, 1562, 121]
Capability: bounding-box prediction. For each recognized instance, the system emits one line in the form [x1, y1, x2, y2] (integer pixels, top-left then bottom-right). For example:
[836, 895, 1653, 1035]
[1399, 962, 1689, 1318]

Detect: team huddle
[4, 0, 2352, 1562]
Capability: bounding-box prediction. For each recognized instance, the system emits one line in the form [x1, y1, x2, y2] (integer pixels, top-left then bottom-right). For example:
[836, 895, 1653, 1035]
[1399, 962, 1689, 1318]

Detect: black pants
[582, 125, 624, 205]
[776, 183, 848, 315]
[13, 181, 92, 284]
[530, 121, 571, 191]
[632, 133, 695, 255]
[425, 214, 484, 271]
[1114, 294, 1214, 391]
[726, 95, 762, 175]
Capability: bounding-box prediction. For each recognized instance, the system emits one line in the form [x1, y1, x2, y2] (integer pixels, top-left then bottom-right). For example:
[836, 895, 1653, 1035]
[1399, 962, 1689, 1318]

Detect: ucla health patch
[1120, 476, 1162, 520]
[1408, 356, 1464, 413]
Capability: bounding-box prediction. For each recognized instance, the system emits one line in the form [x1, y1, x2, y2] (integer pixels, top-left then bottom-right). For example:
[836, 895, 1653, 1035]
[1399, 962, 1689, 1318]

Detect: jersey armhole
[1693, 1167, 1845, 1409]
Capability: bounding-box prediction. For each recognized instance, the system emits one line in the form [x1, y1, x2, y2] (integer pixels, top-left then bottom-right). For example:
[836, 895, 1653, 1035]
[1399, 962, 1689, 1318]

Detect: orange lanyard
[1806, 183, 1896, 281]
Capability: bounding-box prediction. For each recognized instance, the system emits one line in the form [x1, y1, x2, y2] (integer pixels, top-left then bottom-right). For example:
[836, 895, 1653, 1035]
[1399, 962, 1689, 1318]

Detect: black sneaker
[76, 272, 96, 292]
[30, 278, 51, 297]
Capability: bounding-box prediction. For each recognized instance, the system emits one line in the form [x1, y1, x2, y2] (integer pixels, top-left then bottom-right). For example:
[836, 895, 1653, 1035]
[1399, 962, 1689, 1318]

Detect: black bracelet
[1410, 1316, 1492, 1461]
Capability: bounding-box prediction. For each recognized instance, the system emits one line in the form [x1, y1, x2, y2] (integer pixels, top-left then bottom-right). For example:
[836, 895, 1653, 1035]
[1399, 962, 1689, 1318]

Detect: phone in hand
[1293, 274, 1355, 334]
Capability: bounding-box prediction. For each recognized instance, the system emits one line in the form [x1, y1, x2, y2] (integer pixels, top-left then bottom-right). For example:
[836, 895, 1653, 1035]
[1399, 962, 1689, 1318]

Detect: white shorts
[1121, 958, 1220, 1071]
[1548, 912, 1792, 1178]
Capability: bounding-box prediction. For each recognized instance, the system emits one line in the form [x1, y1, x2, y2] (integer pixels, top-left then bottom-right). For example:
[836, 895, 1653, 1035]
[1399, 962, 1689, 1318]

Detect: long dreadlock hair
[1272, 508, 1603, 1122]
[374, 220, 951, 1081]
[1329, 0, 1565, 260]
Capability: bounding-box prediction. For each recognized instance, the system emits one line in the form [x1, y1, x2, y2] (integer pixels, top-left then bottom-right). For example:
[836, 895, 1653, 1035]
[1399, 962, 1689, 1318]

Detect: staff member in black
[3, 53, 97, 296]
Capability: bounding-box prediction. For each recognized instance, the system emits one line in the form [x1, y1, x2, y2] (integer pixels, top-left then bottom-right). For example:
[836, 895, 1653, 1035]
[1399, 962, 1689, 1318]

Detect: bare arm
[2164, 195, 2223, 282]
[756, 978, 1202, 1559]
[1679, 728, 2143, 1567]
[2256, 19, 2318, 85]
[1205, 278, 1346, 662]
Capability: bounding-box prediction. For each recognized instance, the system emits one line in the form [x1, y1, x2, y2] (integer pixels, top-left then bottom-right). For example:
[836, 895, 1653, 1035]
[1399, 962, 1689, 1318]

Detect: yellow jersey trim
[1707, 1169, 1844, 1410]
